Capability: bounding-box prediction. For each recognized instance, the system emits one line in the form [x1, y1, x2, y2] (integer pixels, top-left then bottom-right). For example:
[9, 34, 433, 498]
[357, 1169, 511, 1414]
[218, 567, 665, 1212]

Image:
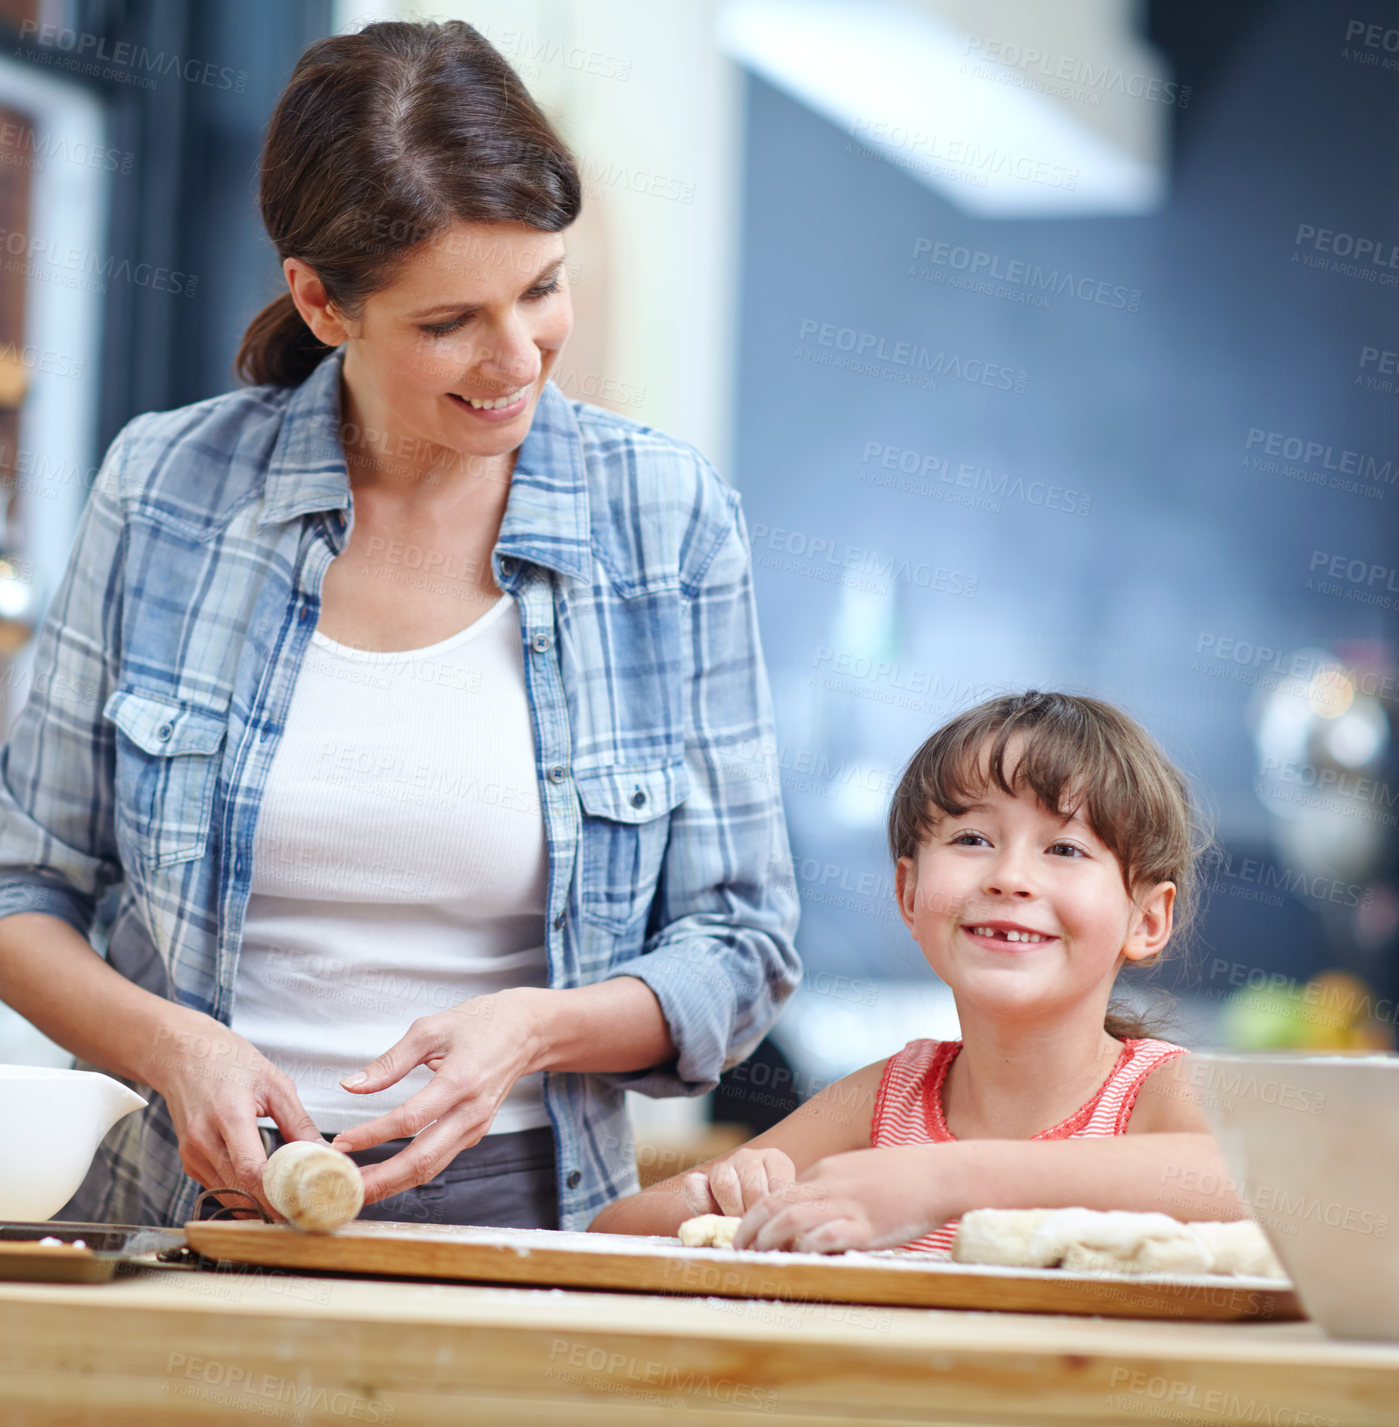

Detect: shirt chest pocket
[574, 761, 691, 933]
[104, 688, 228, 869]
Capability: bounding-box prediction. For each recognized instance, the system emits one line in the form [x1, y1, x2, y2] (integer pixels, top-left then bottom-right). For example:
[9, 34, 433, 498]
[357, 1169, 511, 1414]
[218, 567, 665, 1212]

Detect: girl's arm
[735, 1055, 1247, 1254]
[588, 1059, 885, 1237]
[735, 1132, 1247, 1254]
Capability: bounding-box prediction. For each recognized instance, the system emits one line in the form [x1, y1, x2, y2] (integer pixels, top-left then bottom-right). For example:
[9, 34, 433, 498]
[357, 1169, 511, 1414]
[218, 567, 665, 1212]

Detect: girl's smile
[961, 920, 1058, 949]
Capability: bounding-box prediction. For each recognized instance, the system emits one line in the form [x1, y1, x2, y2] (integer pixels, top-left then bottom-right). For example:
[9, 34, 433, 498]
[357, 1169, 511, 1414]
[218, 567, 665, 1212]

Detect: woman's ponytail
[235, 292, 335, 390]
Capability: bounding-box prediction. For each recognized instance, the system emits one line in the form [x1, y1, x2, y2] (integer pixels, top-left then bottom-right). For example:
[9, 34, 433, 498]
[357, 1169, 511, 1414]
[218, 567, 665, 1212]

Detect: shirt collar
[259, 344, 354, 528]
[495, 377, 591, 583]
[259, 346, 591, 583]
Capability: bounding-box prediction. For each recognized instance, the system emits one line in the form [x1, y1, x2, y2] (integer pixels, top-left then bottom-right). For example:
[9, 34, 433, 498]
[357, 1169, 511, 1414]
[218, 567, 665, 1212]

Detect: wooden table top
[1, 1262, 1397, 1425]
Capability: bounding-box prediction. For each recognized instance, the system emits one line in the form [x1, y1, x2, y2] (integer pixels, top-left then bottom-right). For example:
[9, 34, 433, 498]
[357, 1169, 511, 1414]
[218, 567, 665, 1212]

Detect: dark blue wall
[733, 0, 1399, 1004]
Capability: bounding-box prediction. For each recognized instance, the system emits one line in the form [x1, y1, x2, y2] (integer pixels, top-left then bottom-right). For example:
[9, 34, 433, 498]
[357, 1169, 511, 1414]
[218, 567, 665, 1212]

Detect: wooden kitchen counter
[0, 1261, 1396, 1426]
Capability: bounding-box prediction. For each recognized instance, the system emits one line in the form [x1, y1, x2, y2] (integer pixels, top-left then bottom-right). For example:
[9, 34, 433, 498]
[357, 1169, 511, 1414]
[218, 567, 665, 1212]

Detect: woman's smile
[446, 383, 533, 422]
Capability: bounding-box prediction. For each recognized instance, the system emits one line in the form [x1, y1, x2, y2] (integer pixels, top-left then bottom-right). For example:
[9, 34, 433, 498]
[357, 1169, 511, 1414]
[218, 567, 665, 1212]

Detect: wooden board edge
[182, 1222, 1304, 1323]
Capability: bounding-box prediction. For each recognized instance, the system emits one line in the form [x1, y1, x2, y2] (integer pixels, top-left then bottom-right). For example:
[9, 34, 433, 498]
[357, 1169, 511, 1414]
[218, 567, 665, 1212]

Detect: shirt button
[566, 1170, 582, 1189]
[499, 557, 516, 577]
[531, 632, 551, 654]
[156, 723, 172, 742]
[630, 788, 646, 808]
[553, 911, 565, 931]
[547, 765, 567, 784]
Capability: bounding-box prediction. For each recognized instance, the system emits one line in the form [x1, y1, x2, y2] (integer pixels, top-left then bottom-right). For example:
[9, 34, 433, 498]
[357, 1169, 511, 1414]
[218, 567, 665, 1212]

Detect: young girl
[590, 690, 1247, 1254]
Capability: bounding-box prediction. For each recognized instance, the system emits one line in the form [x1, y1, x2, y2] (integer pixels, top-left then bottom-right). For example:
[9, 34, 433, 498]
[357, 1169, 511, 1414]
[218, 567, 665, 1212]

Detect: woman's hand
[733, 1146, 952, 1254]
[153, 1014, 327, 1219]
[679, 1146, 798, 1219]
[327, 991, 538, 1206]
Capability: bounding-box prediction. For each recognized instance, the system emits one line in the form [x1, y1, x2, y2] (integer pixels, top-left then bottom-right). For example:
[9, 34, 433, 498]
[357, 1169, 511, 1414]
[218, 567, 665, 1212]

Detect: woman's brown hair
[236, 20, 582, 388]
[887, 691, 1211, 1041]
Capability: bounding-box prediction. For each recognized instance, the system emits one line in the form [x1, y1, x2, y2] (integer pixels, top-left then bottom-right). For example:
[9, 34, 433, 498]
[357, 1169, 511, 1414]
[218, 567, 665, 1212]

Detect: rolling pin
[262, 1141, 365, 1233]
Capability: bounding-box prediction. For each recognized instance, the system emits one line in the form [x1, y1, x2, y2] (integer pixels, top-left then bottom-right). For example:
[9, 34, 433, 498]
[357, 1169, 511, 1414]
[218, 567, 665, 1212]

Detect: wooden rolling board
[183, 1220, 1303, 1322]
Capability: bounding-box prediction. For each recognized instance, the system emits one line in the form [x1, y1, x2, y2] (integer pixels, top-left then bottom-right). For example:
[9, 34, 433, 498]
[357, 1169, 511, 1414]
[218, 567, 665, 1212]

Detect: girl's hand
[327, 992, 536, 1206]
[733, 1146, 949, 1254]
[679, 1146, 798, 1219]
[154, 1015, 328, 1219]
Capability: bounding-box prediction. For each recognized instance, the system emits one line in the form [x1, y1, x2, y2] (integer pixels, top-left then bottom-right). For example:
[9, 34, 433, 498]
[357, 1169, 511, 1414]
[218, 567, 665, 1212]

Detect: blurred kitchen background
[0, 0, 1395, 1173]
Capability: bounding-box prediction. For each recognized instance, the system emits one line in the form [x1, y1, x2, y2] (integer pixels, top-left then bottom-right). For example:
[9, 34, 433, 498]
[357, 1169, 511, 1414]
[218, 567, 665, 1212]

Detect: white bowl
[0, 1064, 147, 1220]
[1189, 1051, 1399, 1340]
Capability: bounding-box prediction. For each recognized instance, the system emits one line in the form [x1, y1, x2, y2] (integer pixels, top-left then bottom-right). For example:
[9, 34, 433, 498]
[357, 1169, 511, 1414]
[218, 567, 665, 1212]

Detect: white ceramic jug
[0, 1064, 147, 1220]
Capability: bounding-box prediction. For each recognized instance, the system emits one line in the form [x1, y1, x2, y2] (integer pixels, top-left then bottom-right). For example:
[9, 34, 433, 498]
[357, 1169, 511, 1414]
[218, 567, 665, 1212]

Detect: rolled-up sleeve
[602, 496, 801, 1096]
[0, 423, 136, 938]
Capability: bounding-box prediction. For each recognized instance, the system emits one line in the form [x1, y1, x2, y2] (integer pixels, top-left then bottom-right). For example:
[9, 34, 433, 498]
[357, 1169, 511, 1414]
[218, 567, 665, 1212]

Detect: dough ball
[678, 1213, 742, 1249]
[952, 1209, 1055, 1266]
[1187, 1219, 1286, 1279]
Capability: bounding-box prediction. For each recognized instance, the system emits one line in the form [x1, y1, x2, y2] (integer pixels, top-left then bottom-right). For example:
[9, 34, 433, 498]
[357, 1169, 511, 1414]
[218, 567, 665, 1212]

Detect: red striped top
[869, 1036, 1189, 1255]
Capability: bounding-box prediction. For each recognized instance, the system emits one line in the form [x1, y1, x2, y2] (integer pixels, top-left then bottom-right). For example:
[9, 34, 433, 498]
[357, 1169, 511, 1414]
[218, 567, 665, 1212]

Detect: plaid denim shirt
[0, 345, 800, 1230]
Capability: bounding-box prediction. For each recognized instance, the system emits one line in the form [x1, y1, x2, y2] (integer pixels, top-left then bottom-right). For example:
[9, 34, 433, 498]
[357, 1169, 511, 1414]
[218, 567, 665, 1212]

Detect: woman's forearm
[513, 976, 676, 1075]
[0, 910, 202, 1087]
[939, 1134, 1248, 1222]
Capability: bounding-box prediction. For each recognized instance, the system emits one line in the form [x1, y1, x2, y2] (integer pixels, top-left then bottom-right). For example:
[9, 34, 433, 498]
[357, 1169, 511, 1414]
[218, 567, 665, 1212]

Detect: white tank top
[232, 592, 552, 1135]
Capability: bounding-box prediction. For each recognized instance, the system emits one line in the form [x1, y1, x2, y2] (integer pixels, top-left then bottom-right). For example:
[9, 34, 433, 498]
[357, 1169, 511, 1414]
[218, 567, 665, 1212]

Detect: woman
[0, 20, 799, 1231]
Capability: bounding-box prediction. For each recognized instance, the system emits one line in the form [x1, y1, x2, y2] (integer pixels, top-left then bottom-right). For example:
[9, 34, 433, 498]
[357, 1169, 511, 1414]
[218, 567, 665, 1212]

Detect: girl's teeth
[970, 926, 1046, 942]
[462, 385, 528, 410]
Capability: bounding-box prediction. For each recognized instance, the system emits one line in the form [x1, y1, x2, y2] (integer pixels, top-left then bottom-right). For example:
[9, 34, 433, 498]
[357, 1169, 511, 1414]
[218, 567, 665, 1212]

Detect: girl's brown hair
[236, 20, 582, 388]
[888, 691, 1211, 1041]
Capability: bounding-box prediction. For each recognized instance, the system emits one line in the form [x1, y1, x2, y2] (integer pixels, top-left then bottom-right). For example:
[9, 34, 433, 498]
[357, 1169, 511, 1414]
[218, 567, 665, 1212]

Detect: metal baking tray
[0, 1220, 187, 1283]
